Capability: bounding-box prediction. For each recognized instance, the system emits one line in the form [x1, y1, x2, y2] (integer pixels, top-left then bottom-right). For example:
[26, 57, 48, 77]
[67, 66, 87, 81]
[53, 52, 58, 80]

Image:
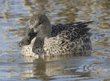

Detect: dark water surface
[0, 0, 110, 81]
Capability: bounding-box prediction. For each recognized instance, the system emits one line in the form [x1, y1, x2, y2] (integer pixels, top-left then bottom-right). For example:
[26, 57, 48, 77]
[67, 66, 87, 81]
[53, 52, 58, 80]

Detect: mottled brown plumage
[19, 13, 93, 57]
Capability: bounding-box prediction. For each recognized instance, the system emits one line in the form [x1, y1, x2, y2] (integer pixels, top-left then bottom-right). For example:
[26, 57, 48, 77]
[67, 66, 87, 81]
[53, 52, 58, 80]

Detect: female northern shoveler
[18, 13, 93, 57]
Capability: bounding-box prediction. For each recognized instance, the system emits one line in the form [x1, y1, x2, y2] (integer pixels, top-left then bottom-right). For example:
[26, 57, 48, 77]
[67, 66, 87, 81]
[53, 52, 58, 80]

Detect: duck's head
[29, 13, 52, 38]
[18, 13, 52, 47]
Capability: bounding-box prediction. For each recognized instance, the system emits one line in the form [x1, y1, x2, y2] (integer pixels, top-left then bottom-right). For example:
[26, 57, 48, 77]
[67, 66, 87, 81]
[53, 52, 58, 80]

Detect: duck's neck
[32, 37, 44, 49]
[31, 34, 51, 48]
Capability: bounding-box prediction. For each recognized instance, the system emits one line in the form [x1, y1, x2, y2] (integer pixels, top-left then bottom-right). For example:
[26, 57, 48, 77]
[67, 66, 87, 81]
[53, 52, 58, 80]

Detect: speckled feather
[43, 22, 92, 56]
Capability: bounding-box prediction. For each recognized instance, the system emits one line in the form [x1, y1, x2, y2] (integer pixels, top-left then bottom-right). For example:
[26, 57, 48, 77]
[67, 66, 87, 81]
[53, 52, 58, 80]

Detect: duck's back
[43, 21, 93, 56]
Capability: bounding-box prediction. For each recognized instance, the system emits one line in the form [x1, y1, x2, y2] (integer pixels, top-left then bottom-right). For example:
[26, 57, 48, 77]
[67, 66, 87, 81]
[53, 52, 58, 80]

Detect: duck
[18, 13, 93, 57]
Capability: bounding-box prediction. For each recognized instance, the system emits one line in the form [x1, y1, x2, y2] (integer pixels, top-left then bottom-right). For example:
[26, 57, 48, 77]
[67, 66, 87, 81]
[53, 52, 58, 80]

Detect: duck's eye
[38, 22, 43, 25]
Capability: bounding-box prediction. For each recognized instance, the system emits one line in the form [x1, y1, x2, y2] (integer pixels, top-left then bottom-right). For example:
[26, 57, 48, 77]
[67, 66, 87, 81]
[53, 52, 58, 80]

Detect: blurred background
[0, 0, 110, 81]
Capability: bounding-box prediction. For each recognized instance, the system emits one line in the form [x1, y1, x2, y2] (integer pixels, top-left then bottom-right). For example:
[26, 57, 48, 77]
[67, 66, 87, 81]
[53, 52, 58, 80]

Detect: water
[0, 0, 110, 81]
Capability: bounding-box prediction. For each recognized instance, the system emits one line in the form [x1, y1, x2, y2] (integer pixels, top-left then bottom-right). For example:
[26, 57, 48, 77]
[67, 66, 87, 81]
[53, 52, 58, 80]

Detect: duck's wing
[51, 21, 93, 41]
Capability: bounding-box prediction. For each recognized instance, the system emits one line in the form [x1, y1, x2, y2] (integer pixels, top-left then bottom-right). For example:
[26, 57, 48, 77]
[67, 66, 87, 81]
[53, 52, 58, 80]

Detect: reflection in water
[19, 55, 91, 80]
[0, 0, 110, 80]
